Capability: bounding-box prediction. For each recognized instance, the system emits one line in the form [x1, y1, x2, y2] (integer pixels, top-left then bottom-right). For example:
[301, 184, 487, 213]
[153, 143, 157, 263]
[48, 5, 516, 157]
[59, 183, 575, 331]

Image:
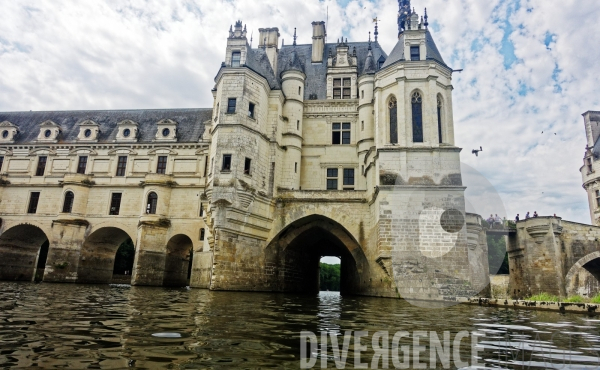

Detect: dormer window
[155, 119, 177, 142]
[37, 120, 61, 142]
[0, 121, 18, 143]
[231, 51, 241, 67]
[333, 78, 350, 99]
[77, 120, 99, 142]
[116, 120, 138, 142]
[410, 46, 420, 61]
[377, 56, 386, 70]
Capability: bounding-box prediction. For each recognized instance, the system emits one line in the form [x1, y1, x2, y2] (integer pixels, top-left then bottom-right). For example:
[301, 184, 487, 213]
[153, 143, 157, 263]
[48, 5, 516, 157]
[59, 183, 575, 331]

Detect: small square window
[156, 156, 168, 174]
[35, 156, 47, 176]
[109, 193, 122, 215]
[244, 157, 252, 175]
[343, 168, 355, 186]
[200, 228, 206, 241]
[227, 98, 236, 114]
[327, 179, 338, 190]
[199, 203, 204, 217]
[332, 123, 351, 145]
[327, 168, 338, 178]
[295, 162, 298, 173]
[410, 46, 420, 61]
[231, 51, 241, 67]
[248, 103, 255, 119]
[77, 156, 88, 174]
[28, 192, 40, 214]
[222, 154, 232, 171]
[116, 156, 127, 177]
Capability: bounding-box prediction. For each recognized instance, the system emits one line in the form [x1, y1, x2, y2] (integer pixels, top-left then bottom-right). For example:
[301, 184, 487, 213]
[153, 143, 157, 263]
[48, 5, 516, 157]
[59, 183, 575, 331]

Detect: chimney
[258, 27, 280, 72]
[311, 21, 326, 63]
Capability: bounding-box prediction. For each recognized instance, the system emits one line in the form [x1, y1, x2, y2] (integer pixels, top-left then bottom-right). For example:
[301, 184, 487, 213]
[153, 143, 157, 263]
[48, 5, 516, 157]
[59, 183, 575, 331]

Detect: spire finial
[368, 31, 372, 50]
[293, 27, 297, 46]
[250, 30, 253, 47]
[373, 17, 379, 42]
[424, 8, 429, 29]
[398, 0, 411, 35]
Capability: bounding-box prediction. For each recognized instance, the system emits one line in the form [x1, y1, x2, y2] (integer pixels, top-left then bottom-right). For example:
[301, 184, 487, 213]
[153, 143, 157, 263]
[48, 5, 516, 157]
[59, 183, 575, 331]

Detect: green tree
[320, 263, 341, 291]
[488, 235, 509, 274]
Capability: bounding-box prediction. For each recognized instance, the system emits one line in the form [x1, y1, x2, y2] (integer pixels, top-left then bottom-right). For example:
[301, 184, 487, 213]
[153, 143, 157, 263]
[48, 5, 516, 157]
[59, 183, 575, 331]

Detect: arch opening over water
[566, 251, 600, 297]
[77, 227, 133, 284]
[267, 215, 369, 295]
[0, 224, 49, 282]
[164, 234, 194, 287]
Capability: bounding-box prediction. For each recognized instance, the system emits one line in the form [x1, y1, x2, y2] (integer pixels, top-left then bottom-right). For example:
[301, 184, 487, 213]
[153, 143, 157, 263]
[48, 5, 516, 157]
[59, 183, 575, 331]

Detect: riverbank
[465, 297, 600, 315]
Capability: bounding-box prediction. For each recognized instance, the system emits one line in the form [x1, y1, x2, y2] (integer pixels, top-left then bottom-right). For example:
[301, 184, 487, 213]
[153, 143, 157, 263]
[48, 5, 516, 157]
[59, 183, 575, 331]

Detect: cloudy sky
[1, 0, 599, 224]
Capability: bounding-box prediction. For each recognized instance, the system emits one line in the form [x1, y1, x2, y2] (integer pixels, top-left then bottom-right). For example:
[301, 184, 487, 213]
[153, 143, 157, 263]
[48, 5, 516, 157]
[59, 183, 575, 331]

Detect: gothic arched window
[412, 92, 423, 143]
[146, 192, 158, 214]
[389, 96, 398, 144]
[437, 96, 443, 144]
[62, 191, 74, 213]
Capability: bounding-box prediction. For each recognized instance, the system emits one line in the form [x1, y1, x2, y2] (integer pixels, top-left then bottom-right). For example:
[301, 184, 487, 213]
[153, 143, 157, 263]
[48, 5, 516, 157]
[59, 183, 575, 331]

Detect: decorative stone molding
[154, 119, 178, 142]
[139, 173, 176, 188]
[37, 120, 61, 143]
[77, 120, 100, 142]
[115, 120, 138, 142]
[61, 173, 95, 187]
[0, 121, 18, 143]
[526, 224, 550, 244]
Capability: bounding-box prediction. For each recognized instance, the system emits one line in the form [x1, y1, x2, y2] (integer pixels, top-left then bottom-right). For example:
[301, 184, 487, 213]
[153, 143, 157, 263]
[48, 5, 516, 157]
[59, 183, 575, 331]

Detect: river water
[1, 282, 600, 369]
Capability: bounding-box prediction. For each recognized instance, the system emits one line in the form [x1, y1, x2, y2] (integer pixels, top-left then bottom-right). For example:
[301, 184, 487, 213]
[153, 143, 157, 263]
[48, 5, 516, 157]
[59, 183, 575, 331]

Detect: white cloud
[0, 0, 598, 223]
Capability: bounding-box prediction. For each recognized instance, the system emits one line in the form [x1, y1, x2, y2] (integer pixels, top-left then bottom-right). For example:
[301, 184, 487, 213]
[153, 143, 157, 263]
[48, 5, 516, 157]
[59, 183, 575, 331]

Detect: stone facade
[508, 217, 600, 298]
[581, 111, 600, 225]
[0, 2, 490, 300]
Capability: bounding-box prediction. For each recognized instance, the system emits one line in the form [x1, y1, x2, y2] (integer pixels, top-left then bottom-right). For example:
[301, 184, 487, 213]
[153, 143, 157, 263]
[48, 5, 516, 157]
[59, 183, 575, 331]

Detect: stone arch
[265, 215, 370, 295]
[77, 227, 133, 284]
[163, 234, 194, 287]
[565, 251, 600, 296]
[0, 224, 49, 281]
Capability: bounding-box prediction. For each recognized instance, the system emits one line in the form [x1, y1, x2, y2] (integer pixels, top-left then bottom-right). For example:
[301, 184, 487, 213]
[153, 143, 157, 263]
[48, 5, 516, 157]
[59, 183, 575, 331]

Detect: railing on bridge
[482, 220, 517, 236]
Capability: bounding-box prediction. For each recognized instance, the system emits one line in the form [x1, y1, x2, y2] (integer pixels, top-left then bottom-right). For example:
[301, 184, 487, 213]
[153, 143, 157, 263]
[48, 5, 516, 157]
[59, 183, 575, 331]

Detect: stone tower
[198, 2, 488, 299]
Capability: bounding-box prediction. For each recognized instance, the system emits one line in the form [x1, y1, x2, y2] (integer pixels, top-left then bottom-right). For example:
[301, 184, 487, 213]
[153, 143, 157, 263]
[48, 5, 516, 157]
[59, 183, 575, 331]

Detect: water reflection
[1, 282, 600, 368]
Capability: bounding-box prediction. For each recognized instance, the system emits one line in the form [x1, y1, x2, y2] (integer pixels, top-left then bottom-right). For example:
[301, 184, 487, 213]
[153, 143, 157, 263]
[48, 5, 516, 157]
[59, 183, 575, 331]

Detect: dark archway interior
[112, 238, 135, 283]
[164, 234, 193, 287]
[280, 227, 361, 295]
[78, 227, 131, 284]
[35, 241, 49, 282]
[583, 259, 600, 280]
[0, 225, 49, 282]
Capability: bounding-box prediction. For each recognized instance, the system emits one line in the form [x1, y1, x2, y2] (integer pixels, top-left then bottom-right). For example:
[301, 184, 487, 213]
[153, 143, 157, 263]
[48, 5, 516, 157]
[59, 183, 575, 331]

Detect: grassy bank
[526, 292, 600, 304]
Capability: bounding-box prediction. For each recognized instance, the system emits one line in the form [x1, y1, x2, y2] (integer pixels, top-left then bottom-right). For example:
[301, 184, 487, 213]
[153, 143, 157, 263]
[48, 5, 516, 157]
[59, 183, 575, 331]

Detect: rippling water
[1, 282, 600, 369]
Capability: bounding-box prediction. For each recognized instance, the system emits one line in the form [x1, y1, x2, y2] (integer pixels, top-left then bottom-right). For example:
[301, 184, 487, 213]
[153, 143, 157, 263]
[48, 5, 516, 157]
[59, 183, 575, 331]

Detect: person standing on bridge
[533, 211, 538, 218]
[515, 214, 520, 222]
[525, 212, 530, 219]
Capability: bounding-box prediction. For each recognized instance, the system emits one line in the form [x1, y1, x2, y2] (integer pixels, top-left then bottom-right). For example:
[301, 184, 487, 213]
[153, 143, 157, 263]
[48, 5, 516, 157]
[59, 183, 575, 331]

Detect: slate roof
[380, 30, 447, 69]
[275, 42, 388, 100]
[245, 48, 280, 90]
[0, 108, 212, 145]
